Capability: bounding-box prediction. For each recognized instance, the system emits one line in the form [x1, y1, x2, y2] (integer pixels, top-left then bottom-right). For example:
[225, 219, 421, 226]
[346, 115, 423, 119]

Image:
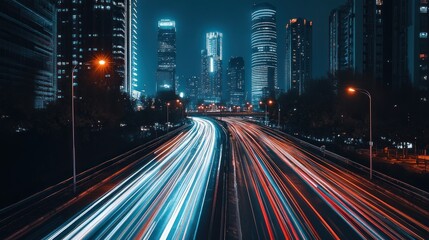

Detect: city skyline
[140, 0, 345, 96]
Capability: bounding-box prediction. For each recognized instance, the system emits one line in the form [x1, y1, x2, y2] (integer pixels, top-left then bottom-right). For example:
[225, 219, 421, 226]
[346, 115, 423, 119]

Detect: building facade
[0, 0, 57, 110]
[156, 19, 176, 93]
[186, 75, 200, 108]
[285, 18, 313, 95]
[329, 0, 411, 90]
[200, 49, 210, 101]
[227, 57, 245, 106]
[409, 0, 429, 91]
[329, 1, 354, 76]
[126, 0, 141, 99]
[251, 2, 277, 104]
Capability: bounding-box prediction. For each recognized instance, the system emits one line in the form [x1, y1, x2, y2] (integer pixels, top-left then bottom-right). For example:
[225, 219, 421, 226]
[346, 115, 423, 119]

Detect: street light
[179, 102, 184, 120]
[348, 87, 373, 180]
[71, 58, 107, 193]
[260, 100, 273, 126]
[166, 102, 170, 131]
[277, 104, 281, 129]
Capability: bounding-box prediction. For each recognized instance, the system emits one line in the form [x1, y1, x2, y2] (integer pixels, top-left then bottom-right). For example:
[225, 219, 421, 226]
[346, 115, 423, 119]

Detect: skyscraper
[251, 2, 277, 104]
[56, 0, 132, 100]
[156, 19, 176, 93]
[186, 75, 200, 108]
[126, 0, 141, 99]
[227, 57, 245, 106]
[200, 32, 223, 103]
[383, 0, 410, 89]
[285, 18, 313, 95]
[409, 0, 428, 91]
[201, 49, 210, 101]
[0, 0, 57, 110]
[329, 1, 354, 76]
[329, 0, 411, 90]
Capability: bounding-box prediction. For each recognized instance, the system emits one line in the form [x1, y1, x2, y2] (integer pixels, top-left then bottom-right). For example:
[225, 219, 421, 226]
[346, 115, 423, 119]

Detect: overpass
[186, 111, 265, 117]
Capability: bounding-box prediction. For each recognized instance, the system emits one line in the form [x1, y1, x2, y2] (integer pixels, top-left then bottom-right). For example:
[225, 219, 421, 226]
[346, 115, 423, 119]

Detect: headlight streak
[228, 120, 308, 239]
[225, 118, 429, 239]
[45, 117, 220, 239]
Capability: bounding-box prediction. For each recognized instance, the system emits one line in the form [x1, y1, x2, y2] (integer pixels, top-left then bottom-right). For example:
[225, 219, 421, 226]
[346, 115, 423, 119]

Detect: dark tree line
[0, 72, 187, 207]
[274, 72, 429, 151]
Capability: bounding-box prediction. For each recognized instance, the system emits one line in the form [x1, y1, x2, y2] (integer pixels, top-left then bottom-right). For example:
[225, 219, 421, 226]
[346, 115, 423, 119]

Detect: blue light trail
[44, 117, 221, 239]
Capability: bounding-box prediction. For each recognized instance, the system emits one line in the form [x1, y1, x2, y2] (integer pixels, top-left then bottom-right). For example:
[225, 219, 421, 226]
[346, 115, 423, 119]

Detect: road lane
[225, 118, 429, 239]
[44, 117, 223, 239]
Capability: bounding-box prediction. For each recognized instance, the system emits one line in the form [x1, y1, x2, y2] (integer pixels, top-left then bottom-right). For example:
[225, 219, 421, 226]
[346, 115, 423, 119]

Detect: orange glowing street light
[347, 87, 356, 93]
[98, 59, 106, 66]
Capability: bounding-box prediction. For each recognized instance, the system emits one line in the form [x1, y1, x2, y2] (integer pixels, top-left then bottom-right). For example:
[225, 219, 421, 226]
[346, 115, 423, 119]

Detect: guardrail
[0, 124, 190, 222]
[281, 131, 429, 203]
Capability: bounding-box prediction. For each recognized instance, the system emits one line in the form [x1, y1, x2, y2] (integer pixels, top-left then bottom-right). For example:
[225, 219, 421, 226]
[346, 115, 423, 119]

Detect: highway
[42, 117, 224, 239]
[224, 118, 429, 239]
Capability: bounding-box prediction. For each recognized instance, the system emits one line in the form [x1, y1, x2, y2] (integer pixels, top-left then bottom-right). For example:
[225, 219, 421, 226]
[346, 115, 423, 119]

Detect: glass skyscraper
[156, 19, 176, 93]
[126, 0, 141, 99]
[251, 2, 277, 104]
[201, 32, 223, 103]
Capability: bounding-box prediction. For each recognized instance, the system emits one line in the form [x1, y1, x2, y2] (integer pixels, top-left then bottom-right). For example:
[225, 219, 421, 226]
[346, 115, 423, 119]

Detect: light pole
[166, 102, 170, 131]
[260, 100, 273, 126]
[179, 102, 183, 120]
[71, 59, 106, 193]
[348, 87, 373, 180]
[277, 104, 281, 129]
[259, 101, 266, 125]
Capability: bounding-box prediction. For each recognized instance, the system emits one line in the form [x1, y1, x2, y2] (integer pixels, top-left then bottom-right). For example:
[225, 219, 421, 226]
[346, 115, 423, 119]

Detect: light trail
[225, 118, 429, 239]
[44, 117, 221, 239]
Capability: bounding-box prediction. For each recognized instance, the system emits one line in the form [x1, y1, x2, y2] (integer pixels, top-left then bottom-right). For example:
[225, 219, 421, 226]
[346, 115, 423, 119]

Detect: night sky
[139, 0, 345, 96]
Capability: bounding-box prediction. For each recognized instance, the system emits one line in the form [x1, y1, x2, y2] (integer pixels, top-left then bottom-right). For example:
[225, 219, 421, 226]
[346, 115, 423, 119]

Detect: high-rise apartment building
[156, 19, 176, 93]
[285, 18, 313, 95]
[251, 2, 277, 104]
[200, 32, 223, 103]
[0, 0, 57, 110]
[329, 0, 410, 89]
[329, 1, 354, 75]
[227, 57, 245, 106]
[409, 0, 429, 91]
[56, 0, 137, 100]
[383, 0, 410, 89]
